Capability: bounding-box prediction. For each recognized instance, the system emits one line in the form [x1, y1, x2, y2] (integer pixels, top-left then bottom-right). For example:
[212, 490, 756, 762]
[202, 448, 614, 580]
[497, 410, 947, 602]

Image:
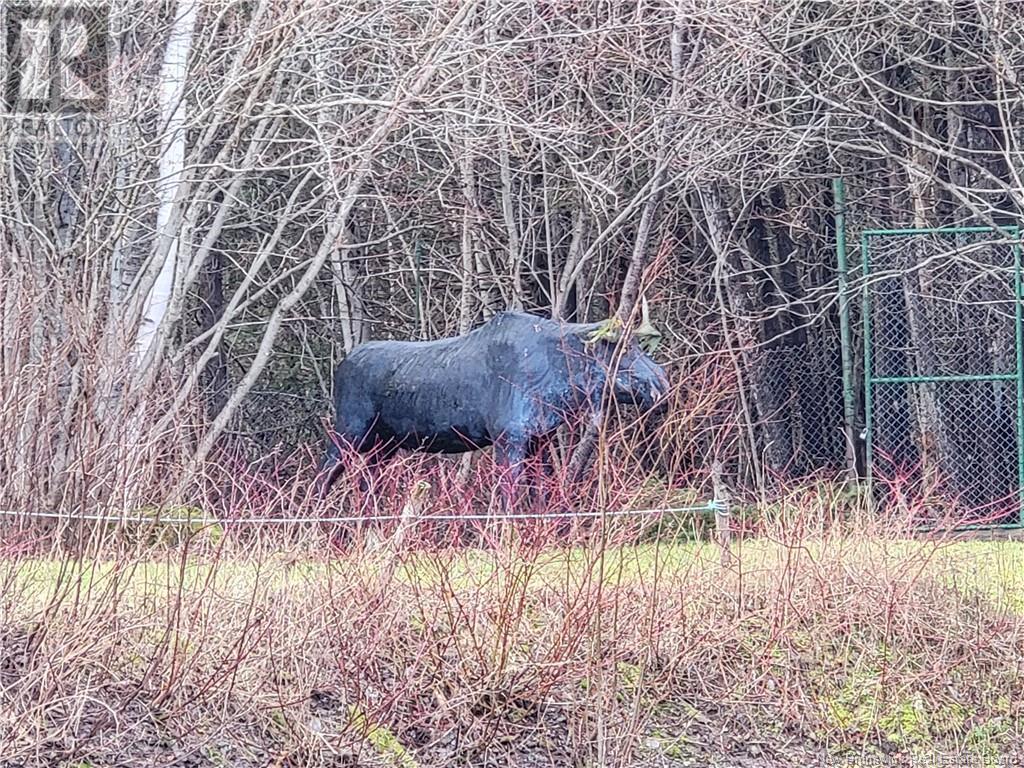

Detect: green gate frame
[854, 222, 1024, 528]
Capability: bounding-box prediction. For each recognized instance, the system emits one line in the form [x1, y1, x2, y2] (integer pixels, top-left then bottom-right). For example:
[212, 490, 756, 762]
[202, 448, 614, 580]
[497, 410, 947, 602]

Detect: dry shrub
[1, 509, 1021, 767]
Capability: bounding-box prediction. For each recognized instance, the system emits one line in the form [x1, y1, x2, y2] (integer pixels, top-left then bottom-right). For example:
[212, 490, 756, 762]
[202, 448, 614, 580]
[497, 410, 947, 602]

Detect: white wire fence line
[0, 502, 729, 526]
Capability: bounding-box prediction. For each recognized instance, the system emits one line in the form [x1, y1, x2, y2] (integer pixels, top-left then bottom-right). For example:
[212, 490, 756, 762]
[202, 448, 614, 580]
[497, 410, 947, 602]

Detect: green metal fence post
[834, 178, 857, 481]
[861, 232, 873, 501]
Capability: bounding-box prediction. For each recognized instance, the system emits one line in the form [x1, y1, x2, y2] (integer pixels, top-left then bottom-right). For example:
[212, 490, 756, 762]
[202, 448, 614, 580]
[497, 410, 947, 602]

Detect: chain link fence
[748, 343, 847, 479]
[862, 228, 1023, 523]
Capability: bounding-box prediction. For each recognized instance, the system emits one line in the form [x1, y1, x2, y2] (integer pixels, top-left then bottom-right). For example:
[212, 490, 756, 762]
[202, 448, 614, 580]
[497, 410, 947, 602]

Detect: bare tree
[4, 0, 1024, 517]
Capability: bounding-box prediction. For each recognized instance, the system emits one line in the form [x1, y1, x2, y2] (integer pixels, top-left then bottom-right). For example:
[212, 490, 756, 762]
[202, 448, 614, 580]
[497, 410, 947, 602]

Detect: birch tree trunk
[310, 37, 366, 355]
[132, 0, 198, 372]
[458, 141, 478, 333]
[332, 226, 366, 354]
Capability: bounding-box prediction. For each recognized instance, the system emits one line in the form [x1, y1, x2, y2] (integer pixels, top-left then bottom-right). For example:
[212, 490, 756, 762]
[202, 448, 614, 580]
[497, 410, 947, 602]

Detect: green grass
[7, 537, 1023, 612]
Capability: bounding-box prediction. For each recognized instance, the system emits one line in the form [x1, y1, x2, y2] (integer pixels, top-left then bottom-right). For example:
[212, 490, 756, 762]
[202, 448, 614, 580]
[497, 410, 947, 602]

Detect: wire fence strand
[0, 502, 725, 526]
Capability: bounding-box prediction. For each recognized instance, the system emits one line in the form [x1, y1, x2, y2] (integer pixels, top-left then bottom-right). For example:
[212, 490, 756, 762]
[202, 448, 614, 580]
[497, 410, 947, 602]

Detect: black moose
[316, 309, 668, 499]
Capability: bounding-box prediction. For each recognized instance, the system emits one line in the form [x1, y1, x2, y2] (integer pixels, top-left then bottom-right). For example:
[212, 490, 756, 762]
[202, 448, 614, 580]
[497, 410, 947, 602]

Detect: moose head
[583, 299, 669, 411]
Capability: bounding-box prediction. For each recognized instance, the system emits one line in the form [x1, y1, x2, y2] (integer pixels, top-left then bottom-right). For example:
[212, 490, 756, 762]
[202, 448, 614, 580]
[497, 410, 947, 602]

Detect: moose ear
[636, 298, 663, 354]
[583, 316, 623, 346]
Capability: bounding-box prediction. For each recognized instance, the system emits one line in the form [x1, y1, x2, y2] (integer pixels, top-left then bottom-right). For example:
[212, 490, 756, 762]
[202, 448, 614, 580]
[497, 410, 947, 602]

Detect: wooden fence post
[711, 461, 732, 568]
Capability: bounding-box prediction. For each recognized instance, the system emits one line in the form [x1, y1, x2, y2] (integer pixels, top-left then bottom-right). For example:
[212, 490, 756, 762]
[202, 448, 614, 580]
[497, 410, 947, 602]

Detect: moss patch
[348, 705, 417, 768]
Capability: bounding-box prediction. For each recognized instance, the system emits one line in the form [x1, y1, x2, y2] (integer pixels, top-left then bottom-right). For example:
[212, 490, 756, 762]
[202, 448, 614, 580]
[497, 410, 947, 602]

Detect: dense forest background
[2, 0, 1023, 518]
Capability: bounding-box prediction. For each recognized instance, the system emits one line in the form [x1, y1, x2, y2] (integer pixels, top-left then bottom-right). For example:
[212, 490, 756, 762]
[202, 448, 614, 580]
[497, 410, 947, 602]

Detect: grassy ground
[1, 532, 1022, 767]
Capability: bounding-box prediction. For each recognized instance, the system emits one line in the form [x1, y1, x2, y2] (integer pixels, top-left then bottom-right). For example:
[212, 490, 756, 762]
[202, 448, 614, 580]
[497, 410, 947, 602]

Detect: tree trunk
[703, 186, 789, 480]
[198, 248, 228, 418]
[133, 0, 198, 371]
[332, 226, 366, 354]
[903, 144, 956, 496]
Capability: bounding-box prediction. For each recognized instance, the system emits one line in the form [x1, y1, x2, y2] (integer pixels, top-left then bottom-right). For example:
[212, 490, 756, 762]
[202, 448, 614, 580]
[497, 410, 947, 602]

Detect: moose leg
[490, 436, 527, 550]
[313, 440, 354, 550]
[318, 408, 380, 500]
[315, 441, 345, 501]
[494, 435, 529, 515]
[529, 439, 578, 538]
[357, 442, 397, 496]
[532, 438, 567, 513]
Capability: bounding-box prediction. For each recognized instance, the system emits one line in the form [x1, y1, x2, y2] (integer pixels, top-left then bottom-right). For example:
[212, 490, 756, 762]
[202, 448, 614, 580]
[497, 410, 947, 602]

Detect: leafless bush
[1, 509, 1021, 766]
[6, 0, 1022, 514]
